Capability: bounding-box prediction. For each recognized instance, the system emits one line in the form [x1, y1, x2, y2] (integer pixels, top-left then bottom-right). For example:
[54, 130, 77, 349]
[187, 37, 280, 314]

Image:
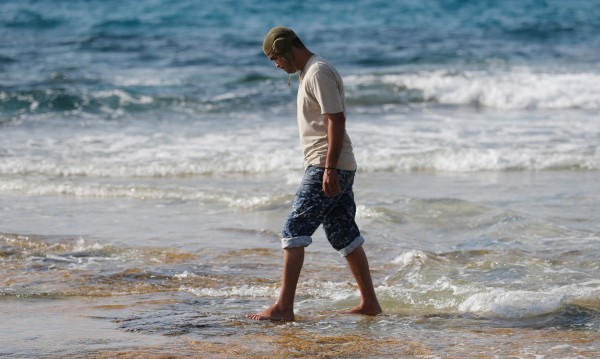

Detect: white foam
[2, 141, 596, 178]
[94, 89, 153, 105]
[391, 250, 429, 268]
[458, 285, 600, 318]
[299, 280, 358, 301]
[4, 127, 301, 177]
[374, 279, 600, 318]
[458, 289, 564, 318]
[180, 285, 277, 298]
[72, 238, 105, 252]
[1, 105, 597, 179]
[378, 248, 600, 318]
[174, 271, 198, 280]
[110, 68, 185, 87]
[387, 250, 441, 288]
[348, 111, 600, 172]
[156, 273, 600, 319]
[180, 280, 359, 301]
[355, 147, 600, 172]
[355, 205, 384, 219]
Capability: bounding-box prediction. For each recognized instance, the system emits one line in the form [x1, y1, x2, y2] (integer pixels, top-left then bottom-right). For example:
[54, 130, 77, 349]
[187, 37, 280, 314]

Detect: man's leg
[247, 247, 304, 321]
[344, 245, 382, 316]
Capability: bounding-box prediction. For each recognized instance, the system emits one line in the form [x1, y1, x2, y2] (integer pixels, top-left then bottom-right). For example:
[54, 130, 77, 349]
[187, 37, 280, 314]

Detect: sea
[1, 0, 599, 357]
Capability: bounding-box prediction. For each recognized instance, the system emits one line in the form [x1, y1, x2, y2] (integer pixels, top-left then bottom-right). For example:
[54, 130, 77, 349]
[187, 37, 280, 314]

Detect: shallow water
[2, 170, 599, 357]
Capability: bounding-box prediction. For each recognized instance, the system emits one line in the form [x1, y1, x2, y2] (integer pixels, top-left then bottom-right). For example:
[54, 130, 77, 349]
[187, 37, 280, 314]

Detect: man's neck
[293, 49, 315, 72]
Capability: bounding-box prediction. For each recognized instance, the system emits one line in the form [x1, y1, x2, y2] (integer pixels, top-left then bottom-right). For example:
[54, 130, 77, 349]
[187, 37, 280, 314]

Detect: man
[248, 27, 382, 321]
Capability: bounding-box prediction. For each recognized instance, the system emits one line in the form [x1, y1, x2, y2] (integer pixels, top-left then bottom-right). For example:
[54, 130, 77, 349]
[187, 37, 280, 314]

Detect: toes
[247, 313, 265, 321]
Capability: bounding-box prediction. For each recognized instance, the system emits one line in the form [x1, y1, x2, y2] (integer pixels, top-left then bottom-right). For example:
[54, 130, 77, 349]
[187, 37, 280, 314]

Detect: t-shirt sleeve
[311, 65, 344, 115]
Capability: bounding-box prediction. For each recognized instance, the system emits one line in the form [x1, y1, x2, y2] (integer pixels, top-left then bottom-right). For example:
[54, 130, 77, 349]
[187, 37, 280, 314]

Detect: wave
[0, 88, 184, 117]
[4, 67, 600, 122]
[457, 287, 600, 319]
[345, 68, 600, 110]
[377, 250, 600, 319]
[2, 146, 596, 182]
[0, 82, 290, 119]
[379, 249, 600, 321]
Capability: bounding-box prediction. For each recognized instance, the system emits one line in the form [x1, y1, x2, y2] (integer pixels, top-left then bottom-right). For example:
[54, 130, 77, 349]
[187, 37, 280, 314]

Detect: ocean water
[1, 0, 599, 357]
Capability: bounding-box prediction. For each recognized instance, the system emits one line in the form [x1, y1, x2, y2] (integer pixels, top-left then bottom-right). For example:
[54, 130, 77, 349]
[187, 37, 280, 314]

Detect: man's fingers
[324, 181, 341, 197]
[322, 181, 329, 196]
[323, 170, 342, 197]
[325, 184, 334, 197]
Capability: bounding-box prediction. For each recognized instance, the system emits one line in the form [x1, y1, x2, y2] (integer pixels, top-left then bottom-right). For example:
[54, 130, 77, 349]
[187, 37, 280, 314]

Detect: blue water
[2, 0, 600, 122]
[1, 1, 600, 357]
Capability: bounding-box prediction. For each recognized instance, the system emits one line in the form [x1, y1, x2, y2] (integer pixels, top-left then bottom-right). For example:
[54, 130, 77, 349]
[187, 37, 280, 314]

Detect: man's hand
[322, 168, 342, 197]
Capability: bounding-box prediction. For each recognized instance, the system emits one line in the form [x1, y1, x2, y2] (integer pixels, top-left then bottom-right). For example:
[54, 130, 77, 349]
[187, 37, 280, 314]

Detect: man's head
[263, 26, 299, 73]
[263, 26, 297, 59]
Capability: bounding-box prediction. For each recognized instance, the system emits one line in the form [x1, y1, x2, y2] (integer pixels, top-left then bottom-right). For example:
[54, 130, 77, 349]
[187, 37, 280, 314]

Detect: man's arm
[323, 111, 345, 197]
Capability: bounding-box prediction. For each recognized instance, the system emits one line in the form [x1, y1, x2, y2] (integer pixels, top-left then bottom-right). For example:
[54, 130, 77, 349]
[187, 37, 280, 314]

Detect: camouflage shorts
[281, 165, 364, 256]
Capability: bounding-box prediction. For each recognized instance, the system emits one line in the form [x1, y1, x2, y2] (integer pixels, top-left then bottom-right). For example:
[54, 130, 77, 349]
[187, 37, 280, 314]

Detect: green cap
[262, 26, 298, 57]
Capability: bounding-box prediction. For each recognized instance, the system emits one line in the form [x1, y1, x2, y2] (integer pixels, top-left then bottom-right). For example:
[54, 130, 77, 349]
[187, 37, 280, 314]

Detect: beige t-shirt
[297, 55, 357, 171]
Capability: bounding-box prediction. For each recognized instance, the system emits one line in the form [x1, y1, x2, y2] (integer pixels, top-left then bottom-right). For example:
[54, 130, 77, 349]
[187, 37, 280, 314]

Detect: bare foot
[247, 303, 295, 321]
[342, 302, 382, 316]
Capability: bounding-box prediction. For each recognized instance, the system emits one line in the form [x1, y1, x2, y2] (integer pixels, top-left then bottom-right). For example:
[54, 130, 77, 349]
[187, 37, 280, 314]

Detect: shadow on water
[111, 297, 251, 338]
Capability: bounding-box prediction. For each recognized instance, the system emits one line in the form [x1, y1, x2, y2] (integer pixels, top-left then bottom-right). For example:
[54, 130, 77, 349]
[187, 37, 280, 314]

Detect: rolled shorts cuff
[282, 235, 312, 249]
[338, 236, 365, 257]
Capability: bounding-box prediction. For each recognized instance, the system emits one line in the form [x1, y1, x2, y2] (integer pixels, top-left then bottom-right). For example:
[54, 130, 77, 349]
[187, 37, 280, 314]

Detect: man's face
[269, 54, 295, 74]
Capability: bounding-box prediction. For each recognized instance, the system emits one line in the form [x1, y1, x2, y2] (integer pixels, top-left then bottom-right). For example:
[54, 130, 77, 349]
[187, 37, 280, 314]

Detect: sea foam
[458, 285, 600, 319]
